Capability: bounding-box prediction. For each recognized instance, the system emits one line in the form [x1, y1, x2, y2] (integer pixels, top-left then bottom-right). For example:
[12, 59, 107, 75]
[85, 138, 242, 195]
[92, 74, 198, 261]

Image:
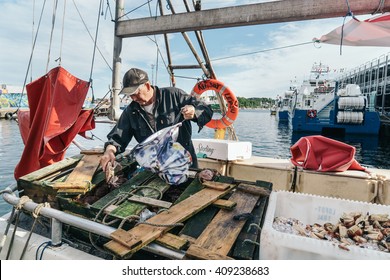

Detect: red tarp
[14, 67, 95, 179]
[315, 13, 390, 47]
[290, 135, 365, 172]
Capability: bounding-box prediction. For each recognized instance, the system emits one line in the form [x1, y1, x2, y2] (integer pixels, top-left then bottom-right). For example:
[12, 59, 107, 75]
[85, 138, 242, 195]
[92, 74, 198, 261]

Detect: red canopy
[14, 67, 95, 179]
[290, 135, 365, 172]
[315, 13, 390, 47]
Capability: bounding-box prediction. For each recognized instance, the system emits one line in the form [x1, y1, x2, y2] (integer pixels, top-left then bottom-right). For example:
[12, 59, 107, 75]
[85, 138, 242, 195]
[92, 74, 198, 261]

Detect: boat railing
[1, 183, 184, 259]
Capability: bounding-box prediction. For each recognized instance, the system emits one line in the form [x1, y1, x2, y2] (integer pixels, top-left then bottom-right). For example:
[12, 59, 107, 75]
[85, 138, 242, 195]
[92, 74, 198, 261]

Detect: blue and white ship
[276, 83, 297, 121]
[290, 63, 381, 135]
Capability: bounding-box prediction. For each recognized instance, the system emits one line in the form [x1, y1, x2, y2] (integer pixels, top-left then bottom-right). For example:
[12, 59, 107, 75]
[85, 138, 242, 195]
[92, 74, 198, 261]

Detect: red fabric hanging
[290, 135, 365, 172]
[315, 13, 390, 47]
[14, 67, 95, 179]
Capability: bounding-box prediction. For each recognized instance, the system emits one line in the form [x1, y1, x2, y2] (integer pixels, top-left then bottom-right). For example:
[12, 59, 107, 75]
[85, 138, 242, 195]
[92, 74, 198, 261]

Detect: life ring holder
[191, 79, 239, 129]
[307, 109, 317, 118]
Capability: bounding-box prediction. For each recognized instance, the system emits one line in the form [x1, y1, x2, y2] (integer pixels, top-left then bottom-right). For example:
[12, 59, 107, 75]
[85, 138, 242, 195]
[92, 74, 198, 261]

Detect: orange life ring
[191, 79, 239, 129]
[307, 109, 317, 118]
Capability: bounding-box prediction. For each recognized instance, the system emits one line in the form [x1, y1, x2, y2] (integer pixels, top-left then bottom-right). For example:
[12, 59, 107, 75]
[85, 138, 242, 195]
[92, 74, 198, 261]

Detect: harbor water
[1, 109, 390, 216]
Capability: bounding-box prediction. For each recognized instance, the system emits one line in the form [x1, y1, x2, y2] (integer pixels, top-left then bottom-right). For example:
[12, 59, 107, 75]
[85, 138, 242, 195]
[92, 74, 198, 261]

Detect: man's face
[129, 83, 152, 105]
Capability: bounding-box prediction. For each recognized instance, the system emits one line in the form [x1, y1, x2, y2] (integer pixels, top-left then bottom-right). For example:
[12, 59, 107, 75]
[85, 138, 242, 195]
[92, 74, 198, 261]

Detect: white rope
[16, 196, 32, 210]
[33, 202, 51, 218]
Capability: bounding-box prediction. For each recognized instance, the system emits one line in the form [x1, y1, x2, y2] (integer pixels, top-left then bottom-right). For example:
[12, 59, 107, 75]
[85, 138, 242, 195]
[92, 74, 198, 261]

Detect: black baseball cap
[120, 68, 149, 95]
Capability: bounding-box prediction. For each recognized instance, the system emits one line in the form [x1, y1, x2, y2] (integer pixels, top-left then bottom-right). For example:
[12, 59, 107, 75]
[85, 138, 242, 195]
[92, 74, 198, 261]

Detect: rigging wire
[46, 0, 59, 73]
[104, 0, 114, 21]
[117, 0, 153, 21]
[17, 0, 47, 109]
[72, 0, 112, 71]
[211, 41, 315, 62]
[87, 0, 105, 103]
[373, 0, 385, 14]
[58, 0, 67, 65]
[147, 0, 160, 84]
[31, 0, 35, 83]
[121, 1, 169, 83]
[339, 0, 357, 56]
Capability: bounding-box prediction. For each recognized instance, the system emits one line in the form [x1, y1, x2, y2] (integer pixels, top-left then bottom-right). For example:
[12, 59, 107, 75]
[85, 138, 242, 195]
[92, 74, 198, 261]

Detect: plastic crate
[260, 191, 390, 259]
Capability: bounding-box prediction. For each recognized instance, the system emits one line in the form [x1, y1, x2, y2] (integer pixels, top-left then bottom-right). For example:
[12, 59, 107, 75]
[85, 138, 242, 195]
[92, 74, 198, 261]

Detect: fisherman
[100, 68, 213, 171]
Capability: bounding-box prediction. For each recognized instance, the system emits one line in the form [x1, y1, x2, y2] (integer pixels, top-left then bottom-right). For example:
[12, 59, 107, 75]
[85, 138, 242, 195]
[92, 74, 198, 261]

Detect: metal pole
[110, 0, 124, 121]
[382, 54, 388, 115]
[1, 187, 185, 259]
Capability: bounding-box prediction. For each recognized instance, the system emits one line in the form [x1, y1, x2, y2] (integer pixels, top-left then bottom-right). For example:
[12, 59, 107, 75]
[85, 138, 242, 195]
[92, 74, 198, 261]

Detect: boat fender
[307, 109, 317, 118]
[191, 79, 239, 129]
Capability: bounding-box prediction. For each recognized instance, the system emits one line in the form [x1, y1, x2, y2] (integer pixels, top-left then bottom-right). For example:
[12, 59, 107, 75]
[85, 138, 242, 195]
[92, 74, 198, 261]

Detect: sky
[0, 0, 389, 100]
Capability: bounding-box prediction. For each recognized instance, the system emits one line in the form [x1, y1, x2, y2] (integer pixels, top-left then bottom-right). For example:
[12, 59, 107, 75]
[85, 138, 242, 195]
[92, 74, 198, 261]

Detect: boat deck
[12, 153, 271, 260]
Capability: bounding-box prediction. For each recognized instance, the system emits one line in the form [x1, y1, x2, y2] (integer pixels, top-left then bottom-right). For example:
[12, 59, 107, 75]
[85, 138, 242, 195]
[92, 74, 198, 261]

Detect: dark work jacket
[105, 86, 213, 168]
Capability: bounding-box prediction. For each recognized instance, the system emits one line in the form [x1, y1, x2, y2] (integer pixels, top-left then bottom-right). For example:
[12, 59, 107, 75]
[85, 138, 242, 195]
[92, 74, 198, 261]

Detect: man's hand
[100, 144, 117, 172]
[181, 105, 195, 120]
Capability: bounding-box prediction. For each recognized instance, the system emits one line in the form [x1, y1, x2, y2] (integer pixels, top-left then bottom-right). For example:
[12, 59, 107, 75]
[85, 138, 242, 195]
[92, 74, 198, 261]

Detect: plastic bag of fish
[131, 123, 192, 185]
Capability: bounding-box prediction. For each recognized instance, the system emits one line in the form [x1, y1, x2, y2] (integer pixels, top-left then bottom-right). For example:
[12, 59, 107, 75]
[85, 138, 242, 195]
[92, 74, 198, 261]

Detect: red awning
[290, 135, 365, 172]
[315, 13, 390, 47]
[14, 67, 95, 179]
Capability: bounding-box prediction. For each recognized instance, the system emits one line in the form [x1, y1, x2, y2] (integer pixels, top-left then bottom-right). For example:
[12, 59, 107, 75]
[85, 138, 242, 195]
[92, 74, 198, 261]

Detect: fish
[105, 161, 121, 188]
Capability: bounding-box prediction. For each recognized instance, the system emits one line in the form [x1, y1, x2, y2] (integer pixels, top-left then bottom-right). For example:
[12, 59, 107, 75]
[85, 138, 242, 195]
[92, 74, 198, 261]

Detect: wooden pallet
[185, 183, 266, 260]
[104, 181, 236, 258]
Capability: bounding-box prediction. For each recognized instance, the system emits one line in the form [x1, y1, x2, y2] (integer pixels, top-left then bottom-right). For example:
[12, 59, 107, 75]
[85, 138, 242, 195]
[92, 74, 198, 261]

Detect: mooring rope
[20, 202, 51, 260]
[5, 196, 32, 259]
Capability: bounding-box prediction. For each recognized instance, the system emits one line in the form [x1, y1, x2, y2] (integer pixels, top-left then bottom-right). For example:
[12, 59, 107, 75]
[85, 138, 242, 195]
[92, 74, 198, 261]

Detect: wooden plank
[232, 180, 272, 260]
[18, 155, 82, 182]
[103, 205, 118, 214]
[155, 233, 188, 251]
[186, 244, 234, 260]
[202, 181, 232, 191]
[53, 154, 101, 190]
[53, 182, 92, 189]
[179, 234, 197, 245]
[212, 199, 236, 210]
[80, 149, 104, 155]
[232, 196, 267, 260]
[128, 195, 172, 209]
[237, 183, 271, 197]
[104, 183, 236, 257]
[191, 184, 260, 257]
[56, 158, 136, 196]
[178, 176, 235, 239]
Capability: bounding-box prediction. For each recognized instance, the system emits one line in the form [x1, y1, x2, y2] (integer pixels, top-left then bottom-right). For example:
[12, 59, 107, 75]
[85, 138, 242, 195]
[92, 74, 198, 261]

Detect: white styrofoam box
[367, 167, 390, 205]
[227, 156, 294, 191]
[296, 168, 390, 205]
[260, 191, 390, 260]
[192, 139, 252, 161]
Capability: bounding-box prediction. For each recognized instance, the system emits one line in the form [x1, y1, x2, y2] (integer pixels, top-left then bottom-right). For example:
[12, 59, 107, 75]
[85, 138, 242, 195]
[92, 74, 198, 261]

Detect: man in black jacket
[100, 68, 213, 171]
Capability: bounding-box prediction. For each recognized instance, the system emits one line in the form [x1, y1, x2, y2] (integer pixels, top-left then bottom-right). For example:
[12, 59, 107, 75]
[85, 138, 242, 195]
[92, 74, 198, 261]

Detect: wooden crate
[17, 154, 136, 211]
